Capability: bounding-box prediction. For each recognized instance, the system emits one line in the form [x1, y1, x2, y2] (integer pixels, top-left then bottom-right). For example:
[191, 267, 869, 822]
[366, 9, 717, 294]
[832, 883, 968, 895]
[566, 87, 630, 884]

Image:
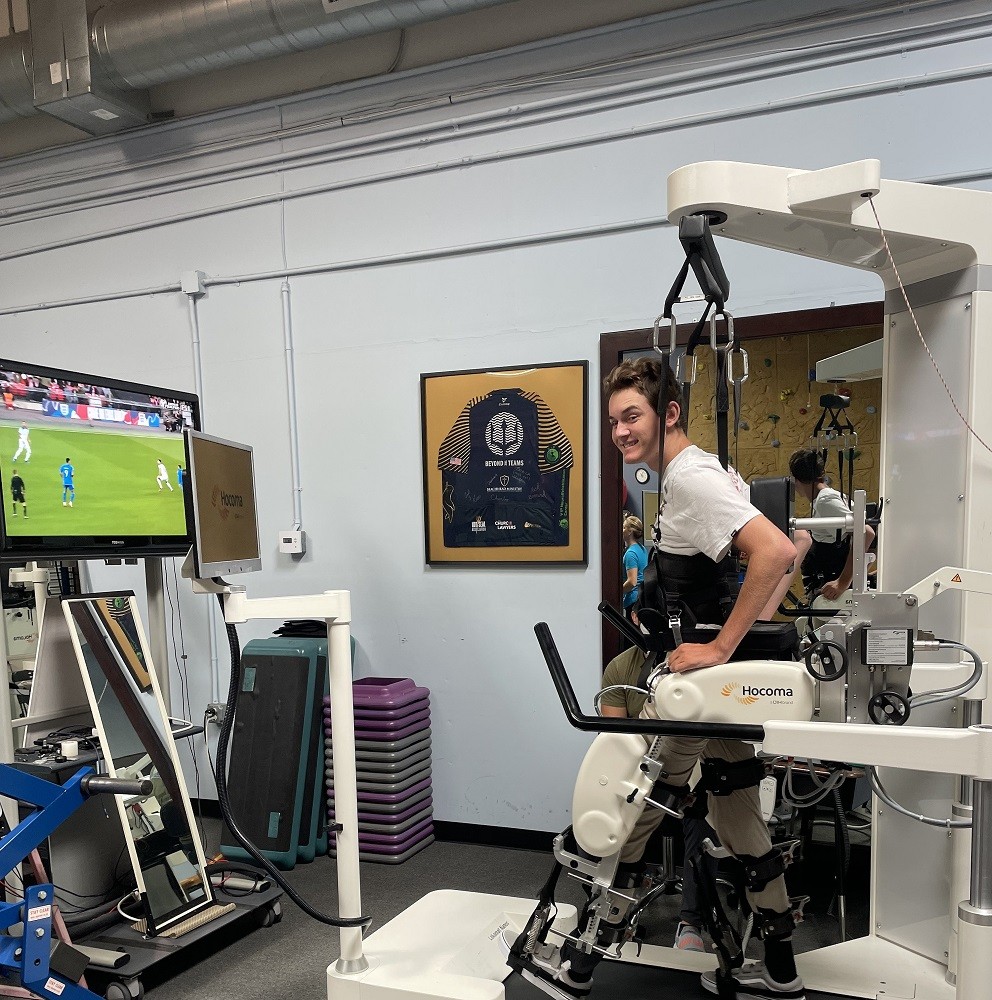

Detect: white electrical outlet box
[279, 529, 306, 555]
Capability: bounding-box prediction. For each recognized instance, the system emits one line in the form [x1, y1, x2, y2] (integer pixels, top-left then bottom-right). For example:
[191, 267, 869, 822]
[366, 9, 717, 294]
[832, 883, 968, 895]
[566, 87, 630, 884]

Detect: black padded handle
[534, 622, 764, 741]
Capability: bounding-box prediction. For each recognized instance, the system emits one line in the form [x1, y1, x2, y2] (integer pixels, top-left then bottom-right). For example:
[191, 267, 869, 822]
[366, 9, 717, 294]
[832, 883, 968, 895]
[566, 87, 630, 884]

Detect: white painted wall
[0, 0, 990, 830]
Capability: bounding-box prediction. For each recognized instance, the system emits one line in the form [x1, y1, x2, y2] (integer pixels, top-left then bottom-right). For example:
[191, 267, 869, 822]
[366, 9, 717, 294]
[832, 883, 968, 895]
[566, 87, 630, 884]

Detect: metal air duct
[89, 0, 512, 91]
[0, 0, 511, 132]
[0, 32, 34, 121]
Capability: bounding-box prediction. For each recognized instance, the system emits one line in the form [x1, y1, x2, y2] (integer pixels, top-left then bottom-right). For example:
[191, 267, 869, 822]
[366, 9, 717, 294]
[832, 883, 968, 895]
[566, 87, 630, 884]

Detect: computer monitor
[0, 358, 200, 561]
[183, 429, 261, 578]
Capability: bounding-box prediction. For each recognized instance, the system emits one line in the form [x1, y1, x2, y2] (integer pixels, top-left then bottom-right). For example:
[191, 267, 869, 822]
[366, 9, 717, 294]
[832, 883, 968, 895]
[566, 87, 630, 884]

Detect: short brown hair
[603, 357, 687, 433]
[788, 447, 825, 484]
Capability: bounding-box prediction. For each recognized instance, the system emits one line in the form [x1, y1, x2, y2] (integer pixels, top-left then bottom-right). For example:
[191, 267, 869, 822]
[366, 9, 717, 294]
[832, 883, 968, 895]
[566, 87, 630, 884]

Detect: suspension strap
[811, 393, 858, 517]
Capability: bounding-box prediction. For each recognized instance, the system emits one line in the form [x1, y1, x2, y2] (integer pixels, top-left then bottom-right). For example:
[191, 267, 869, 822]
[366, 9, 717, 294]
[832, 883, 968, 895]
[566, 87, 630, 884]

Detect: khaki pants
[619, 733, 789, 913]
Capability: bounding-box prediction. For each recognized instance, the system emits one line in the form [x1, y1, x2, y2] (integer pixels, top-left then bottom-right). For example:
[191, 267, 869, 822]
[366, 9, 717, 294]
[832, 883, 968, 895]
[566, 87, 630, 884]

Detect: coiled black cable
[213, 593, 370, 929]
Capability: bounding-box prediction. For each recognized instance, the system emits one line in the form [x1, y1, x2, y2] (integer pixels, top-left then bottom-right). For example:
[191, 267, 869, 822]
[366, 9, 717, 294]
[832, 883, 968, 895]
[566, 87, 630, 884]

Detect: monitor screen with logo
[0, 359, 199, 561]
[183, 429, 261, 577]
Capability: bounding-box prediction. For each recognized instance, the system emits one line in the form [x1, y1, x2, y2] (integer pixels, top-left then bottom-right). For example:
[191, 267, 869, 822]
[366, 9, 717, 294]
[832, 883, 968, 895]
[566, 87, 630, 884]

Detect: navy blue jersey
[438, 388, 573, 547]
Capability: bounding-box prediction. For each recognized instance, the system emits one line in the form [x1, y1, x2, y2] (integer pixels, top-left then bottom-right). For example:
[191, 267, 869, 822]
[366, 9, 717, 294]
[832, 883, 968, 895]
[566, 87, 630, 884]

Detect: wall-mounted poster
[421, 361, 587, 565]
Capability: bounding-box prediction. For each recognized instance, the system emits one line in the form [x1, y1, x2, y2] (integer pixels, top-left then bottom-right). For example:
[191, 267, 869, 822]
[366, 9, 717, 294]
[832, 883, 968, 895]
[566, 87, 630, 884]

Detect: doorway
[598, 302, 884, 666]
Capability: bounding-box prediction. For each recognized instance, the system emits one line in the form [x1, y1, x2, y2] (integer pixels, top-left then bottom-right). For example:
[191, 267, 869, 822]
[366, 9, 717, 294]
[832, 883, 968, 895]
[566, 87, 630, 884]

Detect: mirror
[62, 592, 213, 934]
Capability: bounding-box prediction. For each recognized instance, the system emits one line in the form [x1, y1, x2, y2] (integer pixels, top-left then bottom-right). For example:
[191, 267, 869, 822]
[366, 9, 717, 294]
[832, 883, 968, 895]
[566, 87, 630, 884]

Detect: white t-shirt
[651, 445, 761, 560]
[18, 426, 28, 442]
[811, 486, 849, 543]
[157, 462, 168, 478]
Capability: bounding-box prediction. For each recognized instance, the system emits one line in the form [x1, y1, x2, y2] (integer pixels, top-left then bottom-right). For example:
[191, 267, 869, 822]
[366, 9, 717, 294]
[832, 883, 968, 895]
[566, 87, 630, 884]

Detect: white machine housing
[649, 660, 815, 726]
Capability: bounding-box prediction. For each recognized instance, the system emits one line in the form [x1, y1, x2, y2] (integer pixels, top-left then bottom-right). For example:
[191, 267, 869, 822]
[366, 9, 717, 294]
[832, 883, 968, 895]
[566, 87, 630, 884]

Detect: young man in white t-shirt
[788, 448, 875, 601]
[604, 357, 802, 999]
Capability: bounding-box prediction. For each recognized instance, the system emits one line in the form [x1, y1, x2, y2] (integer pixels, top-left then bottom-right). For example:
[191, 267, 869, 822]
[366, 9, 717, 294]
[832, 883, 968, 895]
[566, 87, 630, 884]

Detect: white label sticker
[866, 629, 910, 665]
[91, 108, 120, 121]
[759, 775, 777, 822]
[45, 979, 65, 996]
[27, 905, 51, 922]
[48, 62, 62, 85]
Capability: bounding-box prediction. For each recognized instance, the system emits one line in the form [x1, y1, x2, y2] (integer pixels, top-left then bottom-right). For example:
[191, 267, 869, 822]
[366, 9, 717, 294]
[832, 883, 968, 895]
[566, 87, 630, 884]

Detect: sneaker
[674, 922, 705, 952]
[62, 502, 66, 506]
[702, 963, 804, 1000]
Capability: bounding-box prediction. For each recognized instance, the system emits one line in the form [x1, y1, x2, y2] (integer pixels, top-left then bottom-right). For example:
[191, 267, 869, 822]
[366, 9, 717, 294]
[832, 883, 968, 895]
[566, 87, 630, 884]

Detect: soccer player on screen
[156, 459, 174, 492]
[10, 469, 25, 518]
[60, 458, 74, 507]
[12, 422, 30, 463]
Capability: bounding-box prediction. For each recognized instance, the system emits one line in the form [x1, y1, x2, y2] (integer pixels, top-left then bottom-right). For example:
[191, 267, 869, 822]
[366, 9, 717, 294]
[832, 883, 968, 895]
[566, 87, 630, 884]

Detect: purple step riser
[325, 698, 430, 723]
[330, 824, 434, 852]
[358, 805, 434, 833]
[330, 788, 433, 819]
[327, 677, 430, 710]
[330, 818, 434, 847]
[326, 709, 430, 737]
[327, 776, 432, 804]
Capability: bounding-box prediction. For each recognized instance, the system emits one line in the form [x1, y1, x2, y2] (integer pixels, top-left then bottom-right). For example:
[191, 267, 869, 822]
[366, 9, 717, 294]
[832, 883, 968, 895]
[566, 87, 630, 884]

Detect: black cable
[212, 593, 370, 929]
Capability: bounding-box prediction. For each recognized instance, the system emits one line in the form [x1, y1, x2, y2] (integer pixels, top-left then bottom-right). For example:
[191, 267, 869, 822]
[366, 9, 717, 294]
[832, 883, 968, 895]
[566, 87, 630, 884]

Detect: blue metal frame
[0, 764, 108, 1000]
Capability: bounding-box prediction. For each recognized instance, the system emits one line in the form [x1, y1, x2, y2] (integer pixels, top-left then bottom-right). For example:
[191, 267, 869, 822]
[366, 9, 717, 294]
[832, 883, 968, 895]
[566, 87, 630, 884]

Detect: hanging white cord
[868, 197, 992, 457]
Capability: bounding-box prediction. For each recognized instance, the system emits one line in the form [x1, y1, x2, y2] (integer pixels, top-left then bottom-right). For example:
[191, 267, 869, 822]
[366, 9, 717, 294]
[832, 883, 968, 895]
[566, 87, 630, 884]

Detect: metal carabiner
[676, 353, 697, 386]
[709, 311, 735, 352]
[652, 313, 678, 358]
[727, 345, 749, 385]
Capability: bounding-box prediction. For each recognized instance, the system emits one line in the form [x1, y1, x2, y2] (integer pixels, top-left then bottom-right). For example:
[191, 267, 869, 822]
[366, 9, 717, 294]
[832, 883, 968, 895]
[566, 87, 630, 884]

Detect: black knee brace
[737, 847, 787, 893]
[756, 905, 796, 940]
[700, 756, 766, 796]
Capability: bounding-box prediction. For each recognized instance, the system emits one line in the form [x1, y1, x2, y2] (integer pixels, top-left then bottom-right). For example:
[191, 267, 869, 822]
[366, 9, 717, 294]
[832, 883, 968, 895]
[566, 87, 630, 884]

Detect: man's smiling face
[608, 387, 660, 470]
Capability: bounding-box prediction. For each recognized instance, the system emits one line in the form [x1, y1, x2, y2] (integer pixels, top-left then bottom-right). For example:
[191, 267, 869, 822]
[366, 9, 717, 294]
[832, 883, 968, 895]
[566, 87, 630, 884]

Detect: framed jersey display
[421, 361, 587, 564]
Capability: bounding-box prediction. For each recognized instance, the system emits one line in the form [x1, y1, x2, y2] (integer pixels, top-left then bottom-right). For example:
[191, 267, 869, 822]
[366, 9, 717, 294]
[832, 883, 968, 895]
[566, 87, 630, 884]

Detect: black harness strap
[737, 847, 788, 893]
[699, 755, 768, 796]
[811, 393, 858, 512]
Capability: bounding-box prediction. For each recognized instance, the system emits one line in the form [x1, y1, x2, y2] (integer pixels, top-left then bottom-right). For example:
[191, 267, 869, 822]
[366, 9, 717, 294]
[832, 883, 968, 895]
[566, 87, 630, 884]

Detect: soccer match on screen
[0, 370, 193, 537]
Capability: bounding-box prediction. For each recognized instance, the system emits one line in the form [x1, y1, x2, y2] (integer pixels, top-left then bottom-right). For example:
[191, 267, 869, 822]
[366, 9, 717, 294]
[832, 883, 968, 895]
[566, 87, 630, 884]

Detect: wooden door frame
[598, 301, 884, 667]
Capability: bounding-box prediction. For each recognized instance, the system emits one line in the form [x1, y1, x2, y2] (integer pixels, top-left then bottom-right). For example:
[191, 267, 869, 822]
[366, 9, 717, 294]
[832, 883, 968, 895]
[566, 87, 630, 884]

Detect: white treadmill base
[620, 934, 953, 1000]
[327, 889, 577, 1000]
[327, 891, 954, 1000]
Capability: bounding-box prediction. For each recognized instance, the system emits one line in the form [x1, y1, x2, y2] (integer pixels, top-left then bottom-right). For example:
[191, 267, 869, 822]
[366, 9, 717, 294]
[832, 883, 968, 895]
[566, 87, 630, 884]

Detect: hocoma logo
[211, 486, 245, 520]
[721, 682, 794, 705]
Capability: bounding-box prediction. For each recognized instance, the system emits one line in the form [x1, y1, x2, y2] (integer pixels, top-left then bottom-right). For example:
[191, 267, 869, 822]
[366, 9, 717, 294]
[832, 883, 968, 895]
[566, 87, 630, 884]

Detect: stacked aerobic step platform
[326, 677, 433, 864]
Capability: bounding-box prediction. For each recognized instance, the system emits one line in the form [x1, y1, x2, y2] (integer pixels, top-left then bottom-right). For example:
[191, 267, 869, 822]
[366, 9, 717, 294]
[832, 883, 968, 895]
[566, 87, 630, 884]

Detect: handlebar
[534, 622, 765, 741]
[80, 775, 153, 798]
[597, 601, 649, 653]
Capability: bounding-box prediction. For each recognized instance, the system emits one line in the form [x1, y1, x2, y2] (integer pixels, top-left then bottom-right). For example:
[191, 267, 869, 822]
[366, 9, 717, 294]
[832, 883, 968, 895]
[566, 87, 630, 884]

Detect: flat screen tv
[0, 359, 200, 562]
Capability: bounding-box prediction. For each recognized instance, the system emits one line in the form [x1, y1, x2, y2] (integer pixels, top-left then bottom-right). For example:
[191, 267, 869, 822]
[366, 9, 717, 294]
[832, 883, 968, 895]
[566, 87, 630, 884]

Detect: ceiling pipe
[0, 33, 33, 121]
[89, 0, 512, 91]
[0, 0, 511, 127]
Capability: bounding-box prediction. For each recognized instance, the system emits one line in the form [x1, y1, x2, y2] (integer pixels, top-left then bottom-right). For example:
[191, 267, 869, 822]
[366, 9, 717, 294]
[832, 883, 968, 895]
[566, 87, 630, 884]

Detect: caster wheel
[106, 982, 142, 1000]
[258, 901, 282, 928]
[271, 900, 283, 924]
